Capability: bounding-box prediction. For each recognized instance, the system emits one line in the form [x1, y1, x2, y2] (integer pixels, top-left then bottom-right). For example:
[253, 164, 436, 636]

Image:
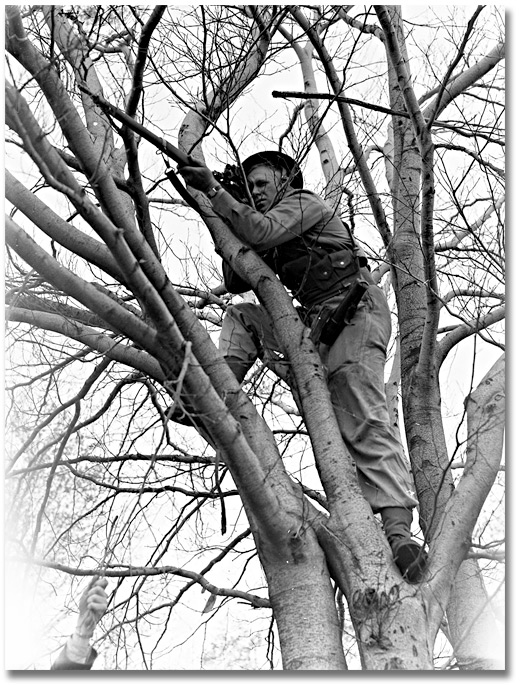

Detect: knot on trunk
[352, 585, 401, 648]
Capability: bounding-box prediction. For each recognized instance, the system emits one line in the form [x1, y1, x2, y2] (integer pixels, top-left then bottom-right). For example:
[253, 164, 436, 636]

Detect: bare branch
[436, 196, 504, 252]
[125, 6, 166, 116]
[12, 557, 271, 609]
[436, 306, 505, 365]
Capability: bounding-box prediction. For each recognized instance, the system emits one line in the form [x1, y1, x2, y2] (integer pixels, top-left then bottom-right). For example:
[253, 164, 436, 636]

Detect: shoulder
[281, 189, 328, 209]
[286, 188, 321, 199]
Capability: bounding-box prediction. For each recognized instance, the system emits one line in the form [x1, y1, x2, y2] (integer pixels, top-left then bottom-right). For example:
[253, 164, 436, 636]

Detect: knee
[220, 302, 264, 362]
[225, 302, 261, 322]
[222, 302, 266, 341]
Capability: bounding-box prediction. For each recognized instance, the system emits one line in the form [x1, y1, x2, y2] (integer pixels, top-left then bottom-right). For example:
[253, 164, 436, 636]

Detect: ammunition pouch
[280, 248, 360, 306]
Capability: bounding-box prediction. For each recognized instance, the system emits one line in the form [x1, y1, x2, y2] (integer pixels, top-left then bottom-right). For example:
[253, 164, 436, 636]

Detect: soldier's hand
[177, 156, 216, 193]
[75, 577, 109, 639]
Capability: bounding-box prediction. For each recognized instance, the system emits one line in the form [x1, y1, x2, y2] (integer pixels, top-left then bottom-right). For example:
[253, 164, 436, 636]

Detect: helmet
[242, 150, 303, 189]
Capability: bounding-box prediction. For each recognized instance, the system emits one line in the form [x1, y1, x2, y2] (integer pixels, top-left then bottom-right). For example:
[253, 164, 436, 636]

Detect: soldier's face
[247, 165, 289, 212]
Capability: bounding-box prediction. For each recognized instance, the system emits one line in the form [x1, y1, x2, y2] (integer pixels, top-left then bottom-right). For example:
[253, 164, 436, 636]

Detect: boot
[380, 507, 427, 583]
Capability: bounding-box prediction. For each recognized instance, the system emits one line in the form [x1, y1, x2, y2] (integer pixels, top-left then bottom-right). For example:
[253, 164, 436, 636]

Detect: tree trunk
[256, 520, 347, 670]
[318, 518, 433, 670]
[447, 559, 504, 669]
[446, 355, 505, 669]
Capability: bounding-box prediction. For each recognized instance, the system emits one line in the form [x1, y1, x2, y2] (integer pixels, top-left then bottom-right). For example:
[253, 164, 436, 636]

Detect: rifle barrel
[90, 92, 190, 166]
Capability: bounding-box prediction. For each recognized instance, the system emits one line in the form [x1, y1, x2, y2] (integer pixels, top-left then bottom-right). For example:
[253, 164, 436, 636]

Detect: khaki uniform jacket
[212, 188, 364, 307]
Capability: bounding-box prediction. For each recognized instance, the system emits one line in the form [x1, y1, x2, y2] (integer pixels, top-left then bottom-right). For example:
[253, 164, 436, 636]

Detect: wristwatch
[206, 185, 222, 198]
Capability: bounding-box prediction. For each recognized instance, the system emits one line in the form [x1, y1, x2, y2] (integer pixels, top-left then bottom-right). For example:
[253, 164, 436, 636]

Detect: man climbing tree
[178, 150, 426, 582]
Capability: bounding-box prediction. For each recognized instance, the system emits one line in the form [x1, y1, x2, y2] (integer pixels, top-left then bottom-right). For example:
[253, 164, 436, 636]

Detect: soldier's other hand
[177, 156, 216, 193]
[75, 577, 109, 638]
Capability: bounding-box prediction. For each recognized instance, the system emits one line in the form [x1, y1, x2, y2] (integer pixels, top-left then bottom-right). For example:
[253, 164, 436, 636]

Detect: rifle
[87, 91, 250, 204]
[87, 91, 190, 166]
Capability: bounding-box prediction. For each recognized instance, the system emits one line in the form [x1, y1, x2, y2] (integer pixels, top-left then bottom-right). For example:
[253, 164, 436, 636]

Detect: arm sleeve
[51, 645, 97, 670]
[211, 189, 327, 250]
[222, 259, 251, 294]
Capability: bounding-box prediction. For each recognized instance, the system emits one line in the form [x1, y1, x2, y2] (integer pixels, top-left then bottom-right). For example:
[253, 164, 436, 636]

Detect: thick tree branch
[5, 171, 124, 283]
[5, 216, 165, 359]
[42, 6, 116, 162]
[421, 42, 505, 124]
[6, 6, 134, 232]
[375, 6, 439, 377]
[6, 308, 164, 381]
[426, 354, 505, 634]
[5, 292, 127, 332]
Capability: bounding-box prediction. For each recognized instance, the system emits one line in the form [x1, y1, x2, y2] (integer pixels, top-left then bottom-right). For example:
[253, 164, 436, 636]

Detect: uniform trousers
[219, 284, 418, 513]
